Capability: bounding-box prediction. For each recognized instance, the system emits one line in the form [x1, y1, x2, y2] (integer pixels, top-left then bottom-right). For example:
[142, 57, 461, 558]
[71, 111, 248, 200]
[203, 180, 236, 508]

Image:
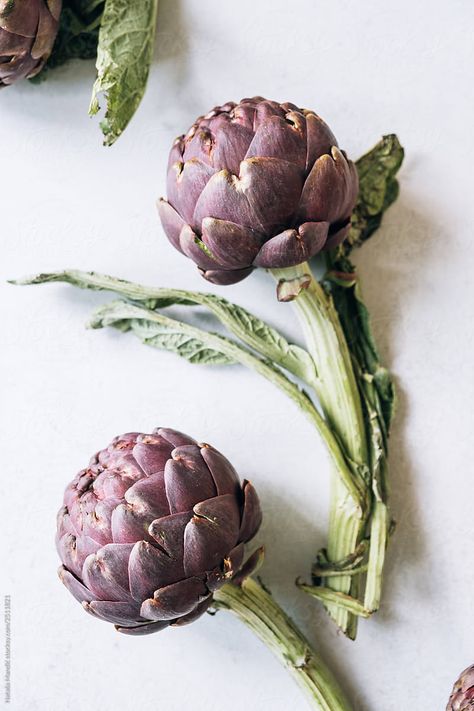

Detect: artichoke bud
[56, 428, 262, 635]
[158, 97, 359, 285]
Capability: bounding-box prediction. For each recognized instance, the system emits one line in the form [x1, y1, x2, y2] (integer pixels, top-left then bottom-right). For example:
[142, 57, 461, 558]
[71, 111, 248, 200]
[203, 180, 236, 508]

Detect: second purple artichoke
[56, 427, 262, 635]
[158, 96, 358, 284]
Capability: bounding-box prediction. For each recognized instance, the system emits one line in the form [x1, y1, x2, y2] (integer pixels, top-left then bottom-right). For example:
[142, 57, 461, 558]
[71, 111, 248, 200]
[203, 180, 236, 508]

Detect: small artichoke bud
[0, 0, 62, 86]
[158, 97, 358, 285]
[56, 428, 262, 635]
[447, 666, 474, 710]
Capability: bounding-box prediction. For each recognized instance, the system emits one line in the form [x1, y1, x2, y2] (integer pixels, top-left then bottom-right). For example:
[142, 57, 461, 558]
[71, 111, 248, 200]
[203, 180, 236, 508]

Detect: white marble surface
[1, 1, 473, 709]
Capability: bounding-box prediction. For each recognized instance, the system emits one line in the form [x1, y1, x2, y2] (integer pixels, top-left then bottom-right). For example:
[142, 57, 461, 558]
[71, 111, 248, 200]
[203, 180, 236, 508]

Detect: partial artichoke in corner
[56, 428, 262, 635]
[0, 0, 61, 86]
[158, 96, 358, 285]
[447, 666, 474, 710]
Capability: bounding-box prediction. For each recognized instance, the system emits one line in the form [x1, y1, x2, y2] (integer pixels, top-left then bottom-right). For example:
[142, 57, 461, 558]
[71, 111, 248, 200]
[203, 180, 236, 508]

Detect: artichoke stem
[326, 472, 364, 638]
[214, 577, 353, 711]
[271, 263, 369, 638]
[363, 499, 388, 612]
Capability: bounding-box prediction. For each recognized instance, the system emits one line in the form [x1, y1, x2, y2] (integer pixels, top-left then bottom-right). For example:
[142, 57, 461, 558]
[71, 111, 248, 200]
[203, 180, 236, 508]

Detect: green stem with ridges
[272, 263, 369, 638]
[363, 500, 388, 612]
[297, 583, 371, 619]
[215, 577, 353, 711]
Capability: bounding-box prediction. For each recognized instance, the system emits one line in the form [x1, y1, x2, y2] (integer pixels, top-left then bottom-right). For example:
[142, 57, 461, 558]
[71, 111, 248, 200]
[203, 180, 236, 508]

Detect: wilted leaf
[89, 0, 159, 145]
[346, 134, 404, 252]
[89, 300, 236, 366]
[13, 270, 315, 383]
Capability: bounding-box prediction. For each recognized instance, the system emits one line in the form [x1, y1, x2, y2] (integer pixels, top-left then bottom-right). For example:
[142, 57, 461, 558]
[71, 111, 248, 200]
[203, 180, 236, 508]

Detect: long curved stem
[214, 577, 353, 711]
[272, 264, 369, 639]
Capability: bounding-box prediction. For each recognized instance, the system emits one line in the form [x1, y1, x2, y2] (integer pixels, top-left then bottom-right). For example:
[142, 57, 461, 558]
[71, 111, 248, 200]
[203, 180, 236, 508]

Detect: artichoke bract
[56, 428, 262, 636]
[0, 0, 61, 86]
[447, 666, 474, 711]
[158, 96, 358, 285]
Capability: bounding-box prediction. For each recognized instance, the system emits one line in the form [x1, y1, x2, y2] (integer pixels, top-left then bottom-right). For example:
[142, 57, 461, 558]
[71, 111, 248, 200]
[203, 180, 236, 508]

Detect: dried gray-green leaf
[12, 269, 315, 383]
[89, 300, 236, 366]
[202, 294, 316, 384]
[130, 321, 235, 366]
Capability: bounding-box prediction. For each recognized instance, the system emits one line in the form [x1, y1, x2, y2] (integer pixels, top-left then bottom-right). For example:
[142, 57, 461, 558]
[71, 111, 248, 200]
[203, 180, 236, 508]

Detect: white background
[1, 1, 474, 709]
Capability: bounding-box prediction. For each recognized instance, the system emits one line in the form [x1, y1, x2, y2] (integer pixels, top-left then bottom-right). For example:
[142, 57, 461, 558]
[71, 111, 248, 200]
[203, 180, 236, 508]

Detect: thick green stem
[325, 472, 364, 638]
[272, 264, 366, 456]
[214, 578, 353, 711]
[272, 264, 368, 638]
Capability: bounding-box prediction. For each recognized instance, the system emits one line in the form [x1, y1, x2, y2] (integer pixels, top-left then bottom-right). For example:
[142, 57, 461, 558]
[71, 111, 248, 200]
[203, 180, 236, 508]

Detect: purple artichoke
[447, 666, 474, 710]
[0, 0, 61, 86]
[158, 96, 359, 285]
[56, 428, 262, 635]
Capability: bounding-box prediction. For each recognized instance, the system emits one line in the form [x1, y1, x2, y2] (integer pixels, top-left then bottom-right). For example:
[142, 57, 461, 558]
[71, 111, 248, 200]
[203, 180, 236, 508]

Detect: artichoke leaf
[89, 0, 159, 145]
[89, 300, 236, 366]
[345, 134, 404, 253]
[201, 295, 316, 384]
[13, 269, 315, 383]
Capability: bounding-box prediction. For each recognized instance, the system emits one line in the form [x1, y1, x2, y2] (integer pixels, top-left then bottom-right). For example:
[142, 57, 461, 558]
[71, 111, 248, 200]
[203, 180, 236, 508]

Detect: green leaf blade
[203, 295, 317, 383]
[346, 134, 404, 252]
[89, 0, 159, 145]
